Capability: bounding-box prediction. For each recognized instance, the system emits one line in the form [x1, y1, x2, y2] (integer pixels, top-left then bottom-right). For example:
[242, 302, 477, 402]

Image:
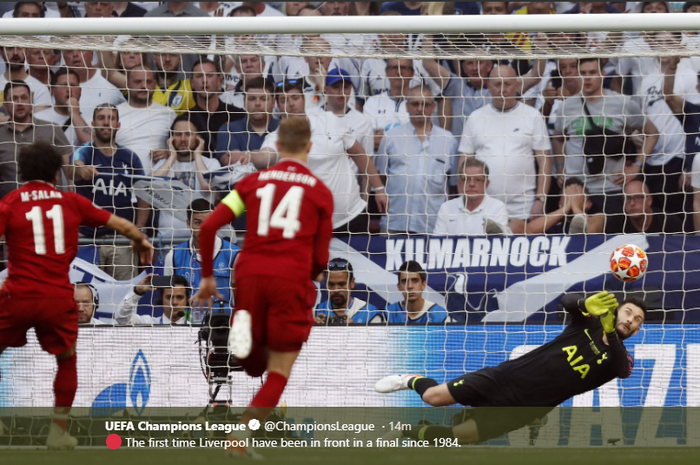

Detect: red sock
[241, 372, 288, 424]
[250, 372, 287, 408]
[53, 354, 77, 431]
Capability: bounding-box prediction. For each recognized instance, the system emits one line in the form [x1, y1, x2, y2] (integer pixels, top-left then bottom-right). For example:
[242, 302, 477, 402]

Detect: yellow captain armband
[221, 190, 246, 217]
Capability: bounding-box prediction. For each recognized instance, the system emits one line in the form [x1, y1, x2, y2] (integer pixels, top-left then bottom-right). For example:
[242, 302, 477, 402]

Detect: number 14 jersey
[220, 158, 334, 281]
[0, 181, 111, 298]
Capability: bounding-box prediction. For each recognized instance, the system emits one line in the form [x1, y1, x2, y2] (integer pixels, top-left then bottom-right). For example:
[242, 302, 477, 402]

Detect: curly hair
[17, 141, 64, 183]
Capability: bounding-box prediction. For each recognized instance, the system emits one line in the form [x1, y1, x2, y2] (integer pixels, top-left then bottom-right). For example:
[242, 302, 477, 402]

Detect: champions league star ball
[610, 244, 649, 282]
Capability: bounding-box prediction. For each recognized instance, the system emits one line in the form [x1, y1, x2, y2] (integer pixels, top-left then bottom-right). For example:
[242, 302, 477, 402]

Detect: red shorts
[233, 275, 316, 353]
[0, 293, 78, 355]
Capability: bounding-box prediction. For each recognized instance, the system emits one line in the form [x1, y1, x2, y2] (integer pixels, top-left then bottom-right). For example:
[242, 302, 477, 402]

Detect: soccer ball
[610, 244, 649, 282]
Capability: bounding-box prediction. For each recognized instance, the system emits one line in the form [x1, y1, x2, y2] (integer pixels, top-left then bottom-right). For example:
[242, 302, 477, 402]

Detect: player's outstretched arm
[104, 214, 153, 266]
[559, 293, 589, 323]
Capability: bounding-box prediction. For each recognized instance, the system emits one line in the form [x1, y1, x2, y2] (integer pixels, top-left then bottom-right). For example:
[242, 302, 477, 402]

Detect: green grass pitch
[3, 447, 700, 465]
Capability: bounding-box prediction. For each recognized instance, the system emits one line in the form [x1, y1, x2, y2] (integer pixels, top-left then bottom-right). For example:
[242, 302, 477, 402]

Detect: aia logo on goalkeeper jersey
[90, 350, 151, 417]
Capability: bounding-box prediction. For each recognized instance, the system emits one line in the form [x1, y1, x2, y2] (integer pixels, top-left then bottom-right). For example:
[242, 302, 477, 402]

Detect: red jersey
[0, 181, 111, 298]
[201, 158, 334, 281]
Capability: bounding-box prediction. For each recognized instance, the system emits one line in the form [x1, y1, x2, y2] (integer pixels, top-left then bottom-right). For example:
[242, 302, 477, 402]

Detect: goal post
[0, 14, 697, 423]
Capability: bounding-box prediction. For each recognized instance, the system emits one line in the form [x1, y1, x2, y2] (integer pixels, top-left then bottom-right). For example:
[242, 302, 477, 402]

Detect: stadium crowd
[1, 1, 699, 324]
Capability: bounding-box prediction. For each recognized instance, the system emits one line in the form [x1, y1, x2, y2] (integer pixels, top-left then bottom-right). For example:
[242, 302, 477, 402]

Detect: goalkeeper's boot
[229, 310, 252, 359]
[374, 374, 423, 393]
[225, 434, 263, 460]
[46, 423, 78, 450]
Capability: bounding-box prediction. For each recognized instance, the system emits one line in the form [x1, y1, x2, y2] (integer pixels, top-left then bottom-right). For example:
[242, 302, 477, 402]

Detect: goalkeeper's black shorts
[446, 368, 553, 441]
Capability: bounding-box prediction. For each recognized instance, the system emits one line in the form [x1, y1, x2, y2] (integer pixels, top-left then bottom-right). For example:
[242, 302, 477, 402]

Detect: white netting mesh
[0, 13, 698, 418]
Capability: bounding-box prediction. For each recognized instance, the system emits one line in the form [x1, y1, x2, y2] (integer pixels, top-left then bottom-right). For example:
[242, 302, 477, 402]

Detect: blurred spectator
[350, 2, 383, 15]
[380, 2, 423, 15]
[253, 79, 387, 233]
[363, 58, 416, 151]
[222, 55, 269, 108]
[83, 2, 115, 17]
[613, 179, 684, 234]
[74, 283, 103, 325]
[685, 2, 700, 13]
[376, 86, 457, 234]
[563, 2, 621, 14]
[423, 55, 492, 139]
[526, 177, 605, 234]
[112, 2, 147, 17]
[145, 2, 208, 17]
[218, 77, 277, 166]
[508, 2, 556, 52]
[540, 58, 582, 125]
[282, 2, 311, 16]
[636, 32, 695, 220]
[115, 67, 177, 174]
[459, 65, 552, 234]
[36, 67, 92, 147]
[613, 2, 670, 96]
[26, 48, 60, 87]
[62, 48, 126, 119]
[482, 2, 508, 14]
[240, 1, 284, 16]
[315, 258, 384, 325]
[152, 50, 195, 115]
[0, 82, 71, 199]
[73, 104, 149, 280]
[152, 115, 221, 241]
[433, 157, 509, 235]
[199, 2, 235, 16]
[663, 56, 700, 229]
[323, 69, 373, 156]
[117, 274, 191, 325]
[634, 2, 669, 13]
[5, 2, 48, 18]
[552, 58, 658, 224]
[188, 58, 244, 155]
[361, 19, 443, 110]
[164, 199, 239, 305]
[0, 47, 51, 111]
[319, 2, 373, 54]
[386, 260, 449, 324]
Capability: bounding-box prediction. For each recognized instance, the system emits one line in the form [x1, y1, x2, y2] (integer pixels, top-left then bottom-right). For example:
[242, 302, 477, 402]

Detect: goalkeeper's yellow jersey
[153, 78, 195, 115]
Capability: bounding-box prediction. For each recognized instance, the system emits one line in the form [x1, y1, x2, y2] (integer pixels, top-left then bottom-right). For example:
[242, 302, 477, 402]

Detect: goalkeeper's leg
[375, 375, 456, 406]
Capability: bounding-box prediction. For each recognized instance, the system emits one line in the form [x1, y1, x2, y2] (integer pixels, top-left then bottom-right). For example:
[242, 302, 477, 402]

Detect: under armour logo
[453, 379, 464, 387]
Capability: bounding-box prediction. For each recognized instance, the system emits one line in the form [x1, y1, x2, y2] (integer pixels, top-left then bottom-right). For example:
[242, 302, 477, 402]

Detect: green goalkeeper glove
[585, 291, 619, 333]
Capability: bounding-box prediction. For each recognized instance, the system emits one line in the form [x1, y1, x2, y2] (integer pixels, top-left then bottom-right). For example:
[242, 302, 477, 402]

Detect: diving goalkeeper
[375, 292, 645, 443]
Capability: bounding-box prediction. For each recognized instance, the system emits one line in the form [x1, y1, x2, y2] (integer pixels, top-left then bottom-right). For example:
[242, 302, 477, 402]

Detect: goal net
[0, 15, 698, 434]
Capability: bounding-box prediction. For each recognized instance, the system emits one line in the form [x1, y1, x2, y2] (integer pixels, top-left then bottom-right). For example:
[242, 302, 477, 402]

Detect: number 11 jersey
[221, 158, 334, 281]
[0, 181, 111, 298]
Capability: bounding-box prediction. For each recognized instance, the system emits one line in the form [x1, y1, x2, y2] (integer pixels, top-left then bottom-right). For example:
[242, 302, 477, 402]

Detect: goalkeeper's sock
[410, 377, 438, 398]
[406, 425, 455, 442]
[53, 353, 77, 431]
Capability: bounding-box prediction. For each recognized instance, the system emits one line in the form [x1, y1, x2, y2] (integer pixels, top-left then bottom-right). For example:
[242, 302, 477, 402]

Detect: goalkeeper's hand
[585, 291, 619, 333]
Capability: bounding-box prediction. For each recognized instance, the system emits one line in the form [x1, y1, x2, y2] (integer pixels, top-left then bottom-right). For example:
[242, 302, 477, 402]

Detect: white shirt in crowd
[262, 111, 366, 228]
[459, 102, 551, 220]
[116, 291, 187, 326]
[363, 91, 411, 133]
[360, 58, 442, 99]
[79, 71, 126, 122]
[639, 66, 688, 166]
[115, 101, 177, 174]
[152, 156, 221, 241]
[433, 195, 509, 236]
